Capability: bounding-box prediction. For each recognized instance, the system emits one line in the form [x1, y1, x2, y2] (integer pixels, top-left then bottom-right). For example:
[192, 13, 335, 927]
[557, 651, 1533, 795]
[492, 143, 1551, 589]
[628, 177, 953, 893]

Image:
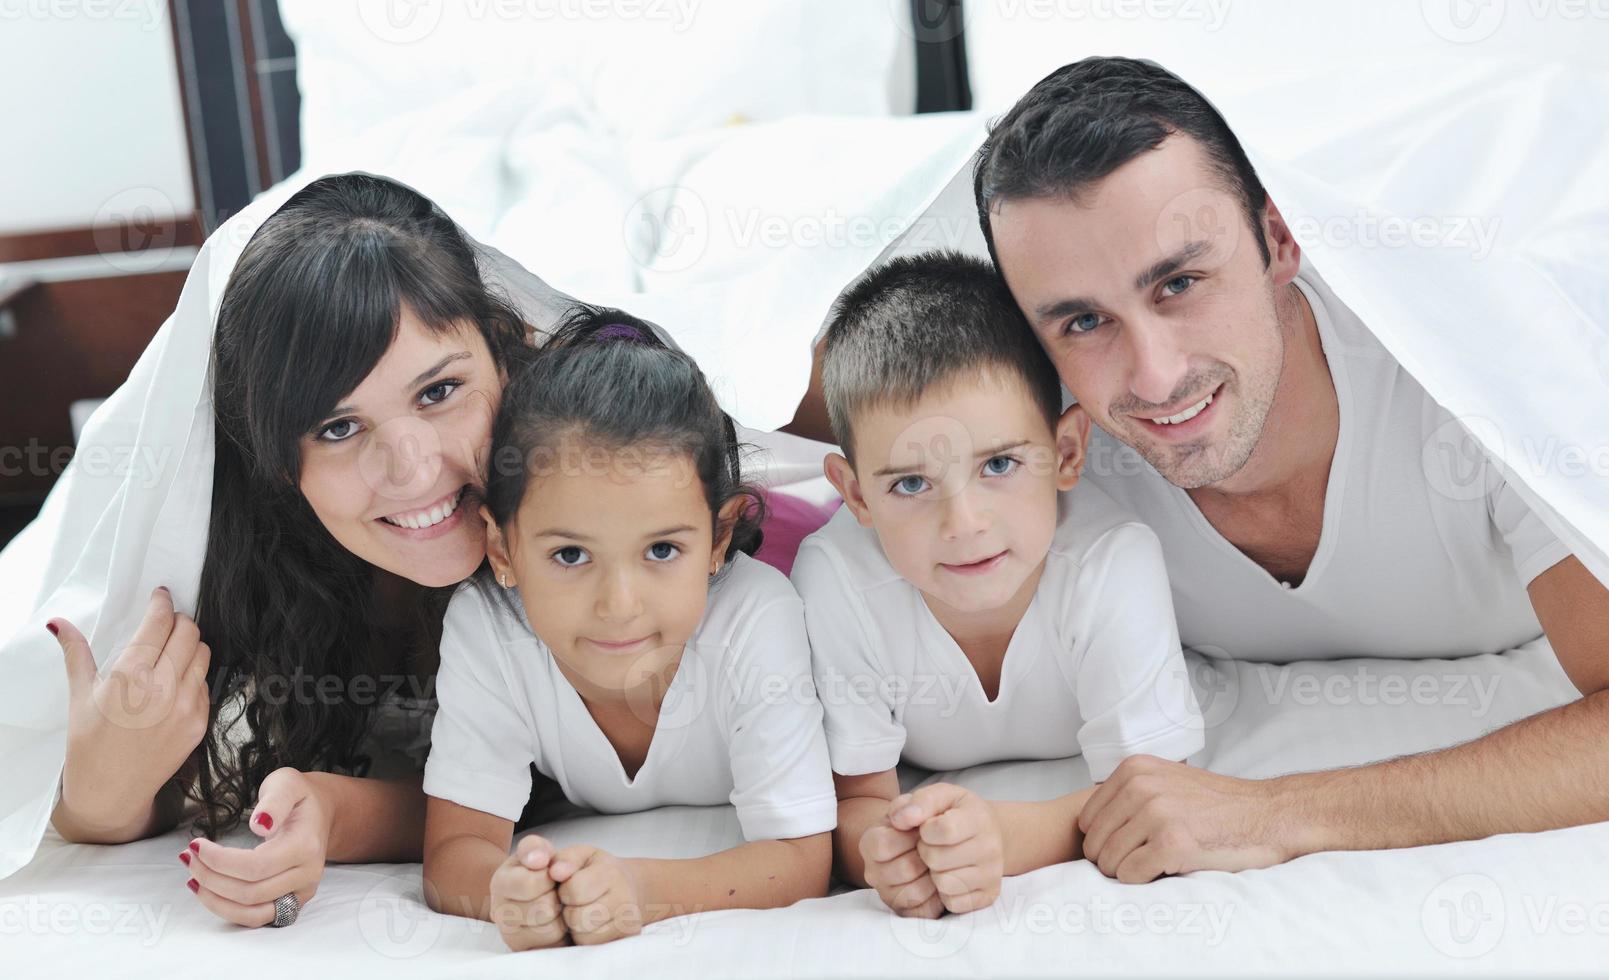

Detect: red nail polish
[186, 879, 199, 893]
[45, 621, 58, 637]
[179, 851, 191, 866]
[188, 841, 200, 853]
[255, 813, 273, 831]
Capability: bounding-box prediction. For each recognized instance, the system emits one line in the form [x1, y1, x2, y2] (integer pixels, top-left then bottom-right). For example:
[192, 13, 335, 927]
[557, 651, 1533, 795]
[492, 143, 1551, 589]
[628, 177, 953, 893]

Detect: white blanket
[5, 643, 1605, 975]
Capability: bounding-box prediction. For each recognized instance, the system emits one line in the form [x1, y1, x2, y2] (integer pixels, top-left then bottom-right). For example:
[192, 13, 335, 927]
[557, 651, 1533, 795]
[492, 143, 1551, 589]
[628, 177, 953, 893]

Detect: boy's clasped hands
[861, 784, 1004, 919]
[490, 836, 647, 949]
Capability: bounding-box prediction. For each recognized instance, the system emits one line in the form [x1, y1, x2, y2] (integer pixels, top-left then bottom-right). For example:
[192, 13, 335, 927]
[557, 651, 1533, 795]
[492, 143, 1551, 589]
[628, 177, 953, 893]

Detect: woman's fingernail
[186, 879, 199, 893]
[45, 620, 59, 637]
[188, 840, 200, 853]
[255, 813, 273, 831]
[179, 851, 191, 866]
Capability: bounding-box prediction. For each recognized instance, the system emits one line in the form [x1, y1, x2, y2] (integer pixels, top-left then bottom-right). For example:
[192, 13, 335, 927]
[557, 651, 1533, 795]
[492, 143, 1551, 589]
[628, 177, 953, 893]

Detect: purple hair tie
[596, 323, 648, 342]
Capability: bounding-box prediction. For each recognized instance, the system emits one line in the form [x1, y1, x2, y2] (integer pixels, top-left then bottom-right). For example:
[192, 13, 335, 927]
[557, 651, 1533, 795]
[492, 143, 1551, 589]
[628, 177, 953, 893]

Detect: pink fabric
[752, 490, 842, 577]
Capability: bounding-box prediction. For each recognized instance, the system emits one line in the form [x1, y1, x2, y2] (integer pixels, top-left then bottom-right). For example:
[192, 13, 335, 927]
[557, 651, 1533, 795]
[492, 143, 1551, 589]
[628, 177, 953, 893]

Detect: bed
[4, 1, 1608, 975]
[8, 640, 1605, 976]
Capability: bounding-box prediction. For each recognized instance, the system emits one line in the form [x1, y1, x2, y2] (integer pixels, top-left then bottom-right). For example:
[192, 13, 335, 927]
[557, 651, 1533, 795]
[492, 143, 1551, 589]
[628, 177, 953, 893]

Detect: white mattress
[7, 639, 1606, 976]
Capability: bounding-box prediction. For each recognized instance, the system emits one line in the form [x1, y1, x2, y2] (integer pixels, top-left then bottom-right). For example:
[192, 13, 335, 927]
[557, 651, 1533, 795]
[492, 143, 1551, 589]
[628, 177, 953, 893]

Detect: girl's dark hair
[193, 173, 530, 836]
[482, 305, 766, 579]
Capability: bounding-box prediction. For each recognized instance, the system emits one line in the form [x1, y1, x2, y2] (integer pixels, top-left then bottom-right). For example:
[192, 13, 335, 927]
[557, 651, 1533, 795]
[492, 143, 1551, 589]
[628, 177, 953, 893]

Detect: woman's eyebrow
[322, 351, 474, 418]
[409, 350, 472, 388]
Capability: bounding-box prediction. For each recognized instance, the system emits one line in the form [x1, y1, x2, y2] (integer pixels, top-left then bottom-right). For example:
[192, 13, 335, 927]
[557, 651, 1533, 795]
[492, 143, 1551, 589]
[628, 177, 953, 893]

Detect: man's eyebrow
[324, 351, 473, 418]
[1033, 294, 1102, 326]
[870, 439, 1032, 478]
[1133, 239, 1211, 292]
[1030, 239, 1214, 328]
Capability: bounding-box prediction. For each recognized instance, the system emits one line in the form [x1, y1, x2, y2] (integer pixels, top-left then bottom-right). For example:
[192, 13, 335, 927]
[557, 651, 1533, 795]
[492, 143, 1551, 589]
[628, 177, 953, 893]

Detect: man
[973, 56, 1609, 882]
[786, 56, 1609, 884]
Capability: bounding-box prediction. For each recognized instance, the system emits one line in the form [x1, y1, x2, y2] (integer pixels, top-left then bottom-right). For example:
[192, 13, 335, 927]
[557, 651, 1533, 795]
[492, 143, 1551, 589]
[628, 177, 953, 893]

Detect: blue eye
[420, 380, 461, 407]
[646, 542, 680, 562]
[891, 475, 929, 497]
[1065, 312, 1104, 336]
[1162, 275, 1195, 297]
[552, 546, 590, 568]
[317, 419, 360, 443]
[982, 455, 1018, 477]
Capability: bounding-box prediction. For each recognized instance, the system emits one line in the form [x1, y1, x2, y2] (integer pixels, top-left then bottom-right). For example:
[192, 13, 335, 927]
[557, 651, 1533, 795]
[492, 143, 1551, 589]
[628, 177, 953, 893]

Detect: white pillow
[280, 0, 912, 161]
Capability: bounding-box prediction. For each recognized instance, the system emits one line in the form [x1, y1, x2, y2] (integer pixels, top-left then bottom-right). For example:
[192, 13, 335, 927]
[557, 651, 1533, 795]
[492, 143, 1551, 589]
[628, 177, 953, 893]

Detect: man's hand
[1079, 755, 1294, 883]
[489, 836, 568, 951]
[548, 845, 647, 945]
[888, 783, 1005, 915]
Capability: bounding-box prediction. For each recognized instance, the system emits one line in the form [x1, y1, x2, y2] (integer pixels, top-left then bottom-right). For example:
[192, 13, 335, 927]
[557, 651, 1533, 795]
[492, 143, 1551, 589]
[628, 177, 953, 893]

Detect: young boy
[791, 250, 1204, 918]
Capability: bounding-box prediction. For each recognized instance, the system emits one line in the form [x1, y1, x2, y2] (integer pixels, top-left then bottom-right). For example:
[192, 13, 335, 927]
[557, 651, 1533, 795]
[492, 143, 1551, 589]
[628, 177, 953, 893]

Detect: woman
[46, 173, 538, 927]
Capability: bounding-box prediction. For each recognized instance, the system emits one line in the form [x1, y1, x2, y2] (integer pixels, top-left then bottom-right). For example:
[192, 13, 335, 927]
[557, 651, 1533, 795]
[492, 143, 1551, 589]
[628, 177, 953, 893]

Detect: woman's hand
[52, 587, 211, 840]
[489, 835, 569, 951]
[183, 767, 331, 927]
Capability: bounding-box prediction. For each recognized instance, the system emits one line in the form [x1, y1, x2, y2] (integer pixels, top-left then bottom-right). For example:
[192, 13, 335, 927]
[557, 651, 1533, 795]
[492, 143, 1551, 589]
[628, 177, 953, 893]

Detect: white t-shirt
[1083, 261, 1571, 662]
[791, 481, 1205, 782]
[423, 552, 838, 842]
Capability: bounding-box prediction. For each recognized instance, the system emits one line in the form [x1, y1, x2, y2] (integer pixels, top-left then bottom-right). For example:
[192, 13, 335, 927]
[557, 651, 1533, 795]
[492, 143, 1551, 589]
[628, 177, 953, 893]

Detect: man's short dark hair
[821, 249, 1063, 465]
[974, 56, 1270, 269]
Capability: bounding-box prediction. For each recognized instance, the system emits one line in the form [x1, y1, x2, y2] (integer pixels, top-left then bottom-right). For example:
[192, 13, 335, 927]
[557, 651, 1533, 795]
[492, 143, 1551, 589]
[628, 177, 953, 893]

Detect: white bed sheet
[6, 638, 1606, 977]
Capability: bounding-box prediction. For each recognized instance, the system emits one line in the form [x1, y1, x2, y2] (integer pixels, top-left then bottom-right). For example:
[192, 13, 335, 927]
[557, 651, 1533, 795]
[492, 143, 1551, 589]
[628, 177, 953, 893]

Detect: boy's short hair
[821, 249, 1064, 465]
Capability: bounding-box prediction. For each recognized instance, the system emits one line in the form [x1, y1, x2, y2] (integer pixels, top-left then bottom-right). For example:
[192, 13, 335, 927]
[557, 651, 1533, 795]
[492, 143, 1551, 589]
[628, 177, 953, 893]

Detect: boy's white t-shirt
[791, 480, 1204, 782]
[423, 552, 837, 842]
[1082, 261, 1572, 662]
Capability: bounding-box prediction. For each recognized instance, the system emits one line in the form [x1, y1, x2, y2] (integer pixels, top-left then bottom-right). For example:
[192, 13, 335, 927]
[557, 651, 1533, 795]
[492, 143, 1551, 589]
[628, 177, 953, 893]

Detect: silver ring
[270, 892, 300, 928]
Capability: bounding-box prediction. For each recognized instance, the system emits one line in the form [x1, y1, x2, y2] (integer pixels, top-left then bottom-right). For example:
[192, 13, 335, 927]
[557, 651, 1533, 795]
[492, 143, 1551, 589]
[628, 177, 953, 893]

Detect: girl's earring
[498, 573, 510, 588]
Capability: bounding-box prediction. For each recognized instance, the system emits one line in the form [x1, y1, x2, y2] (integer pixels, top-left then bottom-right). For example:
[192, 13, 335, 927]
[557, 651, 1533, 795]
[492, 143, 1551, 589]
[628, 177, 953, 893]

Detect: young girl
[421, 308, 836, 950]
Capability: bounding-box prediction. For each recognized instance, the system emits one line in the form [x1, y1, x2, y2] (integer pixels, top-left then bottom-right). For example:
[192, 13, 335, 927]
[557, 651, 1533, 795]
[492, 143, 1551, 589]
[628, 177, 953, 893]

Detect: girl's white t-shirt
[791, 481, 1205, 782]
[423, 552, 837, 842]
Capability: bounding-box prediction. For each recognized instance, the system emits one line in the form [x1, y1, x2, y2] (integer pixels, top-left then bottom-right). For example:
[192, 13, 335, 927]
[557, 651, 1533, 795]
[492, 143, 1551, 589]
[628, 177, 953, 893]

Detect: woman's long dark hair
[193, 173, 530, 836]
[481, 306, 766, 597]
